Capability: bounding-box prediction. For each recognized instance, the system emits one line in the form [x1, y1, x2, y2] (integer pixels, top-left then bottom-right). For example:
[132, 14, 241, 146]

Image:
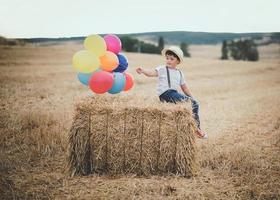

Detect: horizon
[3, 30, 277, 40]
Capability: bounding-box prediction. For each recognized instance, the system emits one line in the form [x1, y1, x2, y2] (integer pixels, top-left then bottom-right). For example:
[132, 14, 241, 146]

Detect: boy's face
[165, 54, 179, 67]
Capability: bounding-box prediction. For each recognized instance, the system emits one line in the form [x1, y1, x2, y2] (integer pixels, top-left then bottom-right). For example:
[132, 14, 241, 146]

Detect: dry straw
[68, 96, 198, 177]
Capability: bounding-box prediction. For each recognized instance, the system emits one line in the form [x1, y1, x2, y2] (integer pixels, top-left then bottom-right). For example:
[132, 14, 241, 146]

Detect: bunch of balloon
[72, 34, 134, 94]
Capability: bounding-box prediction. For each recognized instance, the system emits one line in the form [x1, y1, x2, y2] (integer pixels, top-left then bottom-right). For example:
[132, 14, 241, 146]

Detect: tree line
[120, 35, 260, 62]
[120, 36, 191, 57]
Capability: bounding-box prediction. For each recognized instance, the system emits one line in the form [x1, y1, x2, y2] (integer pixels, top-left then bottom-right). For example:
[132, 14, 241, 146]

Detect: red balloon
[89, 71, 114, 94]
[123, 73, 134, 91]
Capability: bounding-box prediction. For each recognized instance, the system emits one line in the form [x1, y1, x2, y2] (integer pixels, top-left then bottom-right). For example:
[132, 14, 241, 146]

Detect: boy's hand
[136, 67, 143, 74]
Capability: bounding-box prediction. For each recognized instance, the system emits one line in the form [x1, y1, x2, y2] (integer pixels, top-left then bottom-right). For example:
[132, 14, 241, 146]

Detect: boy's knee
[192, 99, 199, 108]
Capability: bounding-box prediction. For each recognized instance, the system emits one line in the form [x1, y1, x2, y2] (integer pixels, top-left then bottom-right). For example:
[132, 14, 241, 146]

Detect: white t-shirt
[155, 65, 186, 96]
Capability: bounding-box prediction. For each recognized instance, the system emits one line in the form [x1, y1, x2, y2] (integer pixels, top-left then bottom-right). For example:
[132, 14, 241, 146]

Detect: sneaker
[195, 129, 208, 139]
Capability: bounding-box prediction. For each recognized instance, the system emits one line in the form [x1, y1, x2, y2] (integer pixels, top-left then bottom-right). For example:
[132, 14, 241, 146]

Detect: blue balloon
[108, 72, 126, 94]
[113, 53, 128, 72]
[77, 69, 101, 86]
[77, 72, 93, 86]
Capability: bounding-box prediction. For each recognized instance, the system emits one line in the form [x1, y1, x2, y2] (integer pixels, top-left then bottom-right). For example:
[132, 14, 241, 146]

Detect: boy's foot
[195, 129, 208, 139]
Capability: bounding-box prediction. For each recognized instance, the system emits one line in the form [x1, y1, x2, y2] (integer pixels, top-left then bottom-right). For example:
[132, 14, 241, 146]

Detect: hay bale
[68, 96, 198, 177]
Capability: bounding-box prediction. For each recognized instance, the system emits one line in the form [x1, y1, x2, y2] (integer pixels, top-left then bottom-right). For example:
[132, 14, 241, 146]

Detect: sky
[0, 0, 279, 38]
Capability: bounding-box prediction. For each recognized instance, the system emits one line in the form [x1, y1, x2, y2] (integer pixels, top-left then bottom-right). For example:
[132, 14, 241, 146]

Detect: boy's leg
[160, 90, 206, 138]
[171, 92, 201, 130]
[160, 90, 201, 129]
[159, 90, 178, 103]
[190, 98, 200, 129]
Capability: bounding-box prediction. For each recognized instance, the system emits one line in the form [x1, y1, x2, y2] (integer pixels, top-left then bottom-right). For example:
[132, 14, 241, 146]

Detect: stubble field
[0, 42, 279, 199]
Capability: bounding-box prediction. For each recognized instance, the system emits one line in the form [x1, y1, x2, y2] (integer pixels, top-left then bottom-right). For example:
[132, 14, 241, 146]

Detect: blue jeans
[159, 89, 200, 129]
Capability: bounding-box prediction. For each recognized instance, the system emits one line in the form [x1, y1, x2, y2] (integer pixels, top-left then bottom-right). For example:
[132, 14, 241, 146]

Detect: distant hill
[0, 36, 25, 45]
[128, 31, 272, 45]
[15, 31, 279, 45]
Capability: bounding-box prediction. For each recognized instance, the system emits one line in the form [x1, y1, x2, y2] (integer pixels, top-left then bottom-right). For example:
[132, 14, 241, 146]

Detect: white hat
[161, 46, 184, 64]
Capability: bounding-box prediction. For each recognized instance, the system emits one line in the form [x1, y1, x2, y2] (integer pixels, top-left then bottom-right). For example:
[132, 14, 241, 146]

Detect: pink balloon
[104, 34, 122, 54]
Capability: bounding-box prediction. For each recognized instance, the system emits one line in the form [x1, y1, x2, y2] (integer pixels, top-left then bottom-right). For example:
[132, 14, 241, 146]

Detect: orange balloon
[123, 73, 134, 91]
[100, 51, 119, 71]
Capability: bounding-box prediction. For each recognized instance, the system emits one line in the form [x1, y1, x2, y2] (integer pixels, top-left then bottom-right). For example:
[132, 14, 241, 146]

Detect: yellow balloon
[72, 50, 100, 73]
[84, 34, 106, 57]
[100, 51, 119, 71]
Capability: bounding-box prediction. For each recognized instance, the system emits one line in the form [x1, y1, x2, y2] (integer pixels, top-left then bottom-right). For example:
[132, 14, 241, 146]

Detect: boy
[136, 46, 208, 139]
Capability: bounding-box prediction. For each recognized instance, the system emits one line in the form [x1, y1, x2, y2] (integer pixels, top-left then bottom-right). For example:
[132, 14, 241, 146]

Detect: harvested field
[0, 43, 279, 199]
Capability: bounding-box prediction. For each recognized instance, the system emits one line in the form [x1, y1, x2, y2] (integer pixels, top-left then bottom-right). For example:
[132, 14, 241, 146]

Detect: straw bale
[68, 96, 198, 177]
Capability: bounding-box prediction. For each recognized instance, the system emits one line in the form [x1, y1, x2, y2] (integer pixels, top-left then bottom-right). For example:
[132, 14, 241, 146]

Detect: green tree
[120, 36, 163, 54]
[140, 42, 161, 54]
[158, 36, 164, 50]
[229, 40, 242, 60]
[245, 39, 259, 61]
[271, 33, 280, 41]
[120, 36, 139, 52]
[221, 40, 228, 60]
[180, 42, 190, 57]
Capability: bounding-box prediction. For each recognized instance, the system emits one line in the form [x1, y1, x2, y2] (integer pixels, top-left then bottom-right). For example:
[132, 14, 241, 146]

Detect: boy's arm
[136, 67, 158, 77]
[181, 84, 193, 97]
